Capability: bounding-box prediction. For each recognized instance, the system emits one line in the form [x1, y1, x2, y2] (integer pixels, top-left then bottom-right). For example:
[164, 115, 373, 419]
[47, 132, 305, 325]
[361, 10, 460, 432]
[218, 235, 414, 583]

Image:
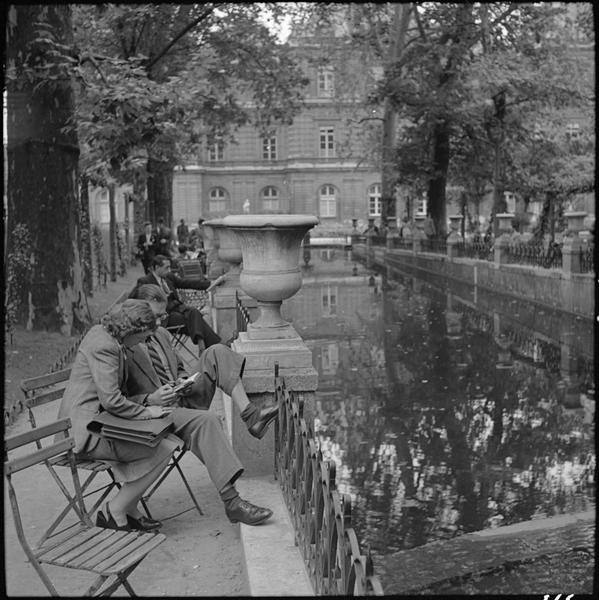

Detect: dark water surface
[283, 247, 595, 592]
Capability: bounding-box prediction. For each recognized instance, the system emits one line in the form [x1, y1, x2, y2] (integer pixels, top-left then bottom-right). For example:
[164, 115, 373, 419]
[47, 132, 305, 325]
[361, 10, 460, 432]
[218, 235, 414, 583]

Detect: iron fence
[235, 290, 251, 337]
[456, 239, 494, 261]
[420, 237, 447, 255]
[274, 366, 384, 596]
[389, 236, 413, 250]
[506, 241, 562, 269]
[579, 241, 594, 273]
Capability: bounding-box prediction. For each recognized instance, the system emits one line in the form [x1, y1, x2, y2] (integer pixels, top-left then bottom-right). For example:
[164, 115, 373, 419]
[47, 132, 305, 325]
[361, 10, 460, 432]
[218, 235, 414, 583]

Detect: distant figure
[137, 222, 158, 274]
[243, 199, 251, 214]
[176, 219, 189, 245]
[156, 217, 171, 256]
[423, 214, 436, 239]
[189, 218, 205, 252]
[399, 217, 412, 238]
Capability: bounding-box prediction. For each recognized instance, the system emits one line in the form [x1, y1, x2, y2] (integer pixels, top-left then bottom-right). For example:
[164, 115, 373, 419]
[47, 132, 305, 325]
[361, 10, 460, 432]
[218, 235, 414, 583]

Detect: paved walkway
[4, 262, 313, 596]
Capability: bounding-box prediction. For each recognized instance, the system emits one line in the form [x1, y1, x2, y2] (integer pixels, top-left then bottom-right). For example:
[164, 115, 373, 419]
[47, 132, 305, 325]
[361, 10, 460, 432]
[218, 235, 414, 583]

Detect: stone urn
[447, 215, 463, 242]
[222, 214, 319, 339]
[209, 221, 243, 277]
[564, 211, 587, 236]
[495, 213, 514, 236]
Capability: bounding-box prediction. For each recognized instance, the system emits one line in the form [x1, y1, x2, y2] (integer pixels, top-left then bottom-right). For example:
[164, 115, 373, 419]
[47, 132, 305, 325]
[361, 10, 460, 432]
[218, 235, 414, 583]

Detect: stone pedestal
[230, 330, 318, 476]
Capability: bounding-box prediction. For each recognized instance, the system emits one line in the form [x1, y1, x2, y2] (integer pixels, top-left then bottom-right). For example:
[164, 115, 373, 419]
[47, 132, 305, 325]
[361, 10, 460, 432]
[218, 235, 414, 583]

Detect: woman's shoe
[126, 514, 163, 531]
[97, 503, 131, 531]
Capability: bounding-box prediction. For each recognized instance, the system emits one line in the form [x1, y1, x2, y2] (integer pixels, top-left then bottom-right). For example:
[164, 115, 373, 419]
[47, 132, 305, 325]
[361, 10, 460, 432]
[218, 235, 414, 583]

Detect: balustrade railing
[421, 237, 447, 255]
[456, 239, 494, 261]
[274, 366, 384, 596]
[234, 290, 251, 337]
[506, 241, 562, 269]
[579, 240, 594, 273]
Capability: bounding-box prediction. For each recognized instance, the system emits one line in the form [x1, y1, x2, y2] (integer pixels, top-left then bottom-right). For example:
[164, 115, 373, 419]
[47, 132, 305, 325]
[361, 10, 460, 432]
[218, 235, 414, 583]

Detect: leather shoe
[96, 505, 130, 531]
[225, 497, 273, 526]
[127, 514, 162, 531]
[246, 405, 279, 439]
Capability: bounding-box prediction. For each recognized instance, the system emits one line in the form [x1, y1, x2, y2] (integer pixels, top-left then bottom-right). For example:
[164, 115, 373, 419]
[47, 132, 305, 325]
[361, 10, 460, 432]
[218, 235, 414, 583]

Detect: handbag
[87, 412, 174, 447]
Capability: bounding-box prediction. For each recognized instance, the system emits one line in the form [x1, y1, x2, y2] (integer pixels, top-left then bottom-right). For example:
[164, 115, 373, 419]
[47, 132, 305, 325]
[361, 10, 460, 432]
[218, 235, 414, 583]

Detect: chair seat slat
[97, 533, 167, 574]
[25, 387, 68, 408]
[35, 526, 106, 560]
[56, 529, 130, 567]
[76, 531, 148, 569]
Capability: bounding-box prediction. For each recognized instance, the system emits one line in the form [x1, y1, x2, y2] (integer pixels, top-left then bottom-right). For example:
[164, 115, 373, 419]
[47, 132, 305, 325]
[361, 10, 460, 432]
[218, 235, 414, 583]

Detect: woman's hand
[146, 383, 178, 406]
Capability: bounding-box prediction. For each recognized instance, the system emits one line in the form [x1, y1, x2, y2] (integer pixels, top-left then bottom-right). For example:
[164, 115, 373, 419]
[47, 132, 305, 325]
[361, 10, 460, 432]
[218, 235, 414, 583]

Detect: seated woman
[58, 299, 178, 532]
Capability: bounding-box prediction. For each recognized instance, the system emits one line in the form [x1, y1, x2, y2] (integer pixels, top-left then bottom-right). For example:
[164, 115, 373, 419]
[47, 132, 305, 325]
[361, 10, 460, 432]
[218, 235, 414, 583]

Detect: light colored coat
[58, 324, 149, 454]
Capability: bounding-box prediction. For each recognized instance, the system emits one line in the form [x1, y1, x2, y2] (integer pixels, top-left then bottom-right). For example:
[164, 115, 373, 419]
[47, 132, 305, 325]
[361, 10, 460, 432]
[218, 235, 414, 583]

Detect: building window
[322, 286, 338, 316]
[317, 67, 335, 97]
[321, 342, 339, 374]
[262, 136, 277, 160]
[566, 122, 581, 139]
[319, 127, 335, 158]
[368, 183, 382, 216]
[209, 187, 227, 213]
[319, 185, 337, 218]
[208, 138, 224, 161]
[416, 194, 427, 216]
[262, 186, 280, 212]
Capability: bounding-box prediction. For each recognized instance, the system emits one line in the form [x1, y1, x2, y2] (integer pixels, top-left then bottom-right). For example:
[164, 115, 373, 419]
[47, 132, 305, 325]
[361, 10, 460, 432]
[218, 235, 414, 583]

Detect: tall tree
[71, 3, 309, 233]
[6, 5, 87, 334]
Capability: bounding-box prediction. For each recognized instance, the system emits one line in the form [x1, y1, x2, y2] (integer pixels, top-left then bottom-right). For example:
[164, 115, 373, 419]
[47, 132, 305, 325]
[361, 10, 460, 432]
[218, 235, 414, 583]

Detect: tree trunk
[6, 5, 86, 334]
[108, 183, 117, 282]
[381, 4, 411, 228]
[427, 121, 450, 237]
[132, 169, 148, 239]
[79, 175, 93, 295]
[147, 158, 174, 228]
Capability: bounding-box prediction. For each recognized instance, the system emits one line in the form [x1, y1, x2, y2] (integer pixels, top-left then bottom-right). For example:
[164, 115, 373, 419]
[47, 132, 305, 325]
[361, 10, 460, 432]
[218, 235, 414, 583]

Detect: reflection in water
[283, 248, 595, 587]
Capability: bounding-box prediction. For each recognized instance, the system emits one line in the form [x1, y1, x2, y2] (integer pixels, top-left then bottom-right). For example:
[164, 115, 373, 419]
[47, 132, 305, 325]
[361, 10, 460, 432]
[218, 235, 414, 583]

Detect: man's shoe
[246, 405, 279, 439]
[126, 514, 163, 531]
[96, 505, 130, 531]
[225, 498, 273, 525]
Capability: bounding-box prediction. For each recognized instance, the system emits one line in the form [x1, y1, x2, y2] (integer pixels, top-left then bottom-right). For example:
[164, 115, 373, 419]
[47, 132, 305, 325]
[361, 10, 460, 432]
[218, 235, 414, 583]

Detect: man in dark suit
[129, 254, 226, 351]
[137, 222, 158, 274]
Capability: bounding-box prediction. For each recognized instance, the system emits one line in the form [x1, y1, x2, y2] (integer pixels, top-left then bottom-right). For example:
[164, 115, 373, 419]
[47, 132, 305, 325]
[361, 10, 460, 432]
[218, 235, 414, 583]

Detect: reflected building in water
[281, 248, 595, 588]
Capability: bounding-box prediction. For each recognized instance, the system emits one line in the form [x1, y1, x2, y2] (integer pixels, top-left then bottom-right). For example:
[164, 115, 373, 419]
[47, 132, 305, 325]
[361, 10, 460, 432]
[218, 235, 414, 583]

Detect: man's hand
[174, 376, 194, 397]
[206, 274, 226, 292]
[145, 404, 175, 419]
[146, 383, 178, 406]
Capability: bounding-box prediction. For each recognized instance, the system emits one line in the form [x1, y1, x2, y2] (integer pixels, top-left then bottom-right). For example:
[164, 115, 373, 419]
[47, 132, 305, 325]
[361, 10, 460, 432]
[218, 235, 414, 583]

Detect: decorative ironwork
[234, 290, 251, 337]
[421, 237, 447, 255]
[274, 367, 384, 596]
[579, 240, 594, 273]
[390, 236, 413, 250]
[456, 239, 494, 261]
[506, 241, 562, 269]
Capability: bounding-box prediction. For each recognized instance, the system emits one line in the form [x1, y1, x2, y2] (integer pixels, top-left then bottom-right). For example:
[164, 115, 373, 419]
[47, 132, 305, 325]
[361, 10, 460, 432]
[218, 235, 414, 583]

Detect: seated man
[58, 299, 272, 528]
[128, 284, 279, 440]
[130, 254, 226, 351]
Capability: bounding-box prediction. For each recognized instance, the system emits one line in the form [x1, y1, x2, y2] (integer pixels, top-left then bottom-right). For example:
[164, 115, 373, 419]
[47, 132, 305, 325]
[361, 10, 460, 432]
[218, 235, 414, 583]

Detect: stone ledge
[236, 476, 314, 597]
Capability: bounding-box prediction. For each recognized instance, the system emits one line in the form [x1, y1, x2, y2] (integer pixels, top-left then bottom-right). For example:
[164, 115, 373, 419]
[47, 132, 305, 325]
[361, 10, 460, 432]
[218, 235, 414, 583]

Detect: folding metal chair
[166, 324, 199, 362]
[5, 417, 166, 597]
[21, 368, 127, 546]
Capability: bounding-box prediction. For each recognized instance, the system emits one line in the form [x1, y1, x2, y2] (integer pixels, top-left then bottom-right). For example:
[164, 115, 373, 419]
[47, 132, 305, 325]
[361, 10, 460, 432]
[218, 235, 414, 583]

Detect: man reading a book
[124, 284, 279, 526]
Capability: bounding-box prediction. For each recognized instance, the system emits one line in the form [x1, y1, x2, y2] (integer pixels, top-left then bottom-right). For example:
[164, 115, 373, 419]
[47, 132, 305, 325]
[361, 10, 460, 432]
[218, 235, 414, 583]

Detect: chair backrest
[21, 368, 71, 431]
[5, 418, 89, 547]
[178, 259, 204, 280]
